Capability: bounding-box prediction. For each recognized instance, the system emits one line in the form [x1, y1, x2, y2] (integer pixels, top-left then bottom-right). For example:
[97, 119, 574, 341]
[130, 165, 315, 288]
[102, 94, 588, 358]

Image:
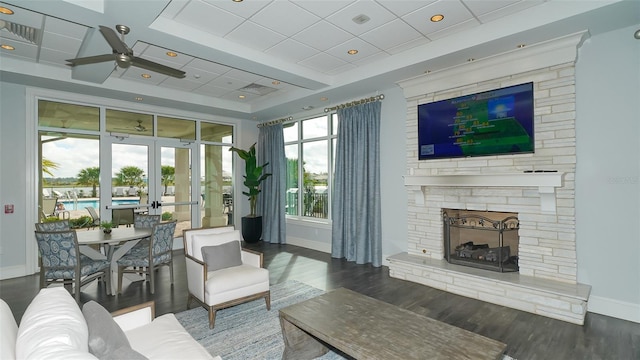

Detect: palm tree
[114, 166, 145, 188]
[161, 165, 175, 195]
[77, 167, 100, 197]
[42, 158, 59, 185]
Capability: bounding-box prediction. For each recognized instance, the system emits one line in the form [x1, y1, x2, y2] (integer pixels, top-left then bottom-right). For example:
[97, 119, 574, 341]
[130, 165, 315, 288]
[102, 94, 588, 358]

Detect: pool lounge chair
[85, 206, 100, 229]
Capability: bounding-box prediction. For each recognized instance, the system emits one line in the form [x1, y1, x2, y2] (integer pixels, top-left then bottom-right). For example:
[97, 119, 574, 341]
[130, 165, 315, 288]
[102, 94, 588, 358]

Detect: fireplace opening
[443, 209, 519, 272]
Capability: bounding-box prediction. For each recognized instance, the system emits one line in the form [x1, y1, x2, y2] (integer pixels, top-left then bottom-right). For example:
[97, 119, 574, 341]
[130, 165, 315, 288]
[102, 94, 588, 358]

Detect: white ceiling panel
[118, 66, 169, 85]
[385, 36, 430, 55]
[427, 18, 480, 41]
[193, 83, 233, 97]
[175, 0, 244, 37]
[137, 43, 194, 66]
[292, 21, 352, 51]
[476, 0, 545, 23]
[461, 0, 522, 17]
[351, 49, 389, 66]
[402, 0, 475, 38]
[40, 31, 82, 54]
[225, 68, 262, 83]
[251, 1, 320, 37]
[291, 0, 355, 19]
[201, 0, 271, 19]
[326, 0, 397, 36]
[39, 46, 78, 66]
[185, 57, 232, 75]
[43, 16, 88, 41]
[298, 52, 348, 73]
[264, 38, 319, 63]
[208, 74, 251, 90]
[0, 4, 43, 28]
[224, 21, 286, 52]
[0, 37, 37, 57]
[375, 0, 435, 17]
[359, 18, 423, 52]
[160, 76, 204, 91]
[326, 37, 381, 62]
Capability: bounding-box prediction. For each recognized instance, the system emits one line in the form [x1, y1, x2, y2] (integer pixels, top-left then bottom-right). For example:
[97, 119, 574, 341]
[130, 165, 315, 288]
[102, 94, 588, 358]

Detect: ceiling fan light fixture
[0, 6, 14, 15]
[115, 53, 131, 68]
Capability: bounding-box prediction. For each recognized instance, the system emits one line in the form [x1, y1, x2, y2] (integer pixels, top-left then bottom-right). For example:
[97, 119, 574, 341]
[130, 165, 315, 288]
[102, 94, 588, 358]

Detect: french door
[103, 137, 199, 233]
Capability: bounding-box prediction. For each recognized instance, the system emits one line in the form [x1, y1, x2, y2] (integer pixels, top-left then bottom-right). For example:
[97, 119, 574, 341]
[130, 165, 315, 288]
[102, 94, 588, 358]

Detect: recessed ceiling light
[272, 80, 280, 85]
[1, 44, 15, 50]
[141, 73, 151, 79]
[347, 49, 358, 55]
[430, 14, 444, 22]
[0, 7, 14, 15]
[232, 0, 243, 2]
[467, 58, 475, 62]
[517, 44, 526, 48]
[352, 14, 370, 25]
[238, 95, 246, 99]
[135, 97, 143, 101]
[166, 51, 177, 57]
[320, 97, 328, 101]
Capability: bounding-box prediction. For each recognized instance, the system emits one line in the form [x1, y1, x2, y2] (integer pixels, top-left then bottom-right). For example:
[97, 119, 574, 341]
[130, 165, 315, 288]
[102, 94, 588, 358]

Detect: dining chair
[113, 208, 135, 227]
[85, 206, 101, 229]
[35, 220, 71, 288]
[34, 230, 110, 302]
[117, 220, 177, 295]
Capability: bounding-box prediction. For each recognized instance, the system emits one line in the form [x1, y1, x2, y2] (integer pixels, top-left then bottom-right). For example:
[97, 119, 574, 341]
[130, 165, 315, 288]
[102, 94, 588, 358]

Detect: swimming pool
[60, 199, 140, 210]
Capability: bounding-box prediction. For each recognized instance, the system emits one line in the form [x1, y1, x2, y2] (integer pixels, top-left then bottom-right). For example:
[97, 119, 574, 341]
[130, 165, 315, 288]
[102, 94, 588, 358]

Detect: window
[284, 114, 338, 220]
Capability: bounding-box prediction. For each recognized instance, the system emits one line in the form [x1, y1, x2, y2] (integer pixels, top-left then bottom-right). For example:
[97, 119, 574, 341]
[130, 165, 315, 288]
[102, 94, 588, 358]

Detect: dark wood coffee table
[279, 288, 506, 360]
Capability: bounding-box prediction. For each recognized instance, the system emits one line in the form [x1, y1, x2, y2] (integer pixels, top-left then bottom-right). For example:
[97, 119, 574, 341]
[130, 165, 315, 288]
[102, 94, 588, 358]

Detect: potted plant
[229, 143, 272, 243]
[100, 221, 114, 234]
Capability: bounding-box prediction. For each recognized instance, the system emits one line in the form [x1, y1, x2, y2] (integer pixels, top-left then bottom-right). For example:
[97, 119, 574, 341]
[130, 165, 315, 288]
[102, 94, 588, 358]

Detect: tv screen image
[418, 82, 534, 160]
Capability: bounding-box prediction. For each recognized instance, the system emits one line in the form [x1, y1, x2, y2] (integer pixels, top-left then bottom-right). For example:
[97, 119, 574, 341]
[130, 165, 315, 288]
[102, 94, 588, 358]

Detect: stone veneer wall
[399, 34, 584, 285]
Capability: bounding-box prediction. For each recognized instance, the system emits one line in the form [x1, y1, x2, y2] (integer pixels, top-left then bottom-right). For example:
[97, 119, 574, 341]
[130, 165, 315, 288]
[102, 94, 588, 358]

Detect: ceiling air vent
[0, 20, 38, 43]
[238, 83, 278, 96]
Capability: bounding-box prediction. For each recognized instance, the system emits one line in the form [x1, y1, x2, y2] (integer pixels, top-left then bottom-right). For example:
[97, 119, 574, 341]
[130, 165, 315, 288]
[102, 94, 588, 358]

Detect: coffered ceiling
[0, 0, 637, 121]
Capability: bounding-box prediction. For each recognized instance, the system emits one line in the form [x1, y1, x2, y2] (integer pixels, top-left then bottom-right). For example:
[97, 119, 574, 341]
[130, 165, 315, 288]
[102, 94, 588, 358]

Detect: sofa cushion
[82, 301, 147, 360]
[201, 240, 242, 272]
[191, 230, 241, 261]
[0, 299, 18, 360]
[16, 287, 97, 360]
[125, 313, 216, 360]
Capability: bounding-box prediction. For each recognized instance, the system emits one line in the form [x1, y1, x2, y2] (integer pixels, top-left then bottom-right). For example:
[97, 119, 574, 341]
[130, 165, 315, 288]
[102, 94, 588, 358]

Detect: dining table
[76, 227, 152, 295]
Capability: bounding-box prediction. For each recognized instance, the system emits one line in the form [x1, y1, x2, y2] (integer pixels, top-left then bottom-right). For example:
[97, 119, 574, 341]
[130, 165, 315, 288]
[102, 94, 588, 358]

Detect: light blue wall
[575, 25, 640, 318]
[0, 82, 28, 272]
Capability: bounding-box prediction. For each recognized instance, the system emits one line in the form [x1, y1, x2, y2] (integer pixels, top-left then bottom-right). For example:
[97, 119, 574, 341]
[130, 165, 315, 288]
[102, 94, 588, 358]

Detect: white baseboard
[588, 295, 640, 323]
[0, 265, 27, 280]
[286, 236, 331, 253]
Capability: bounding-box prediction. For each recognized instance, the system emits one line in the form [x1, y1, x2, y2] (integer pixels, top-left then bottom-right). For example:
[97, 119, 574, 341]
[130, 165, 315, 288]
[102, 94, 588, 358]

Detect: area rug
[175, 280, 515, 360]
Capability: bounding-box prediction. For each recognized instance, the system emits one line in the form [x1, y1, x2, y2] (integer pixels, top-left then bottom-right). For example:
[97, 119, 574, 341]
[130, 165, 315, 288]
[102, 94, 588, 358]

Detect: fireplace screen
[443, 209, 519, 272]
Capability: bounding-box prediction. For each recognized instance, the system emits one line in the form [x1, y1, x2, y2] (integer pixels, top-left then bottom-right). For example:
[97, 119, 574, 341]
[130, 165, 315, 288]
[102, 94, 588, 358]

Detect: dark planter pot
[241, 216, 262, 243]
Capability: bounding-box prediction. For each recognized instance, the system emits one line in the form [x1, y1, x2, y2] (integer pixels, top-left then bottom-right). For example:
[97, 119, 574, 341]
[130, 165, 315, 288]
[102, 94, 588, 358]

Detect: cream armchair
[182, 226, 270, 328]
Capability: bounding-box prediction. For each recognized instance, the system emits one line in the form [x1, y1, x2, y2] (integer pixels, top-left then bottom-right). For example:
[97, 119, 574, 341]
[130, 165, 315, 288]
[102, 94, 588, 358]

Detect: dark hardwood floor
[2, 242, 638, 359]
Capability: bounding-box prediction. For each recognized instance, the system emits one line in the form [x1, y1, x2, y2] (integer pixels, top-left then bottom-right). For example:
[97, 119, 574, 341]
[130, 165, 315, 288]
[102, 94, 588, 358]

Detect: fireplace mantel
[404, 172, 564, 213]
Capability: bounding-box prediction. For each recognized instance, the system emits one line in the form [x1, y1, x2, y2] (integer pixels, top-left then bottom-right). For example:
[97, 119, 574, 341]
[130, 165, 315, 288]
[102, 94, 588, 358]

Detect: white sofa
[1, 287, 221, 360]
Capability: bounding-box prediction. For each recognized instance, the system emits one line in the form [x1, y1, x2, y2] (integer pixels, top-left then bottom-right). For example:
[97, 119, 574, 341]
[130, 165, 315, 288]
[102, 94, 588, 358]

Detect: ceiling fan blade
[66, 54, 116, 66]
[131, 57, 186, 78]
[99, 25, 130, 54]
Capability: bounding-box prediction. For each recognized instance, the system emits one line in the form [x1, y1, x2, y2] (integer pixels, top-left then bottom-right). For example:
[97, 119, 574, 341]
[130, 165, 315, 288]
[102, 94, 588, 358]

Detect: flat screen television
[418, 82, 534, 160]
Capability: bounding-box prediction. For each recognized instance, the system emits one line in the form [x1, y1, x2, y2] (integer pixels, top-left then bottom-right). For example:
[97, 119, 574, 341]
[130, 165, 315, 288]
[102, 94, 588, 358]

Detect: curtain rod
[324, 94, 384, 113]
[257, 116, 293, 128]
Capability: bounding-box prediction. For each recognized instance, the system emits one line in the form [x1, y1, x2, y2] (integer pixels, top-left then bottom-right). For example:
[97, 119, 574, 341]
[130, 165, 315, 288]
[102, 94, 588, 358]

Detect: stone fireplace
[443, 209, 519, 273]
[387, 33, 591, 325]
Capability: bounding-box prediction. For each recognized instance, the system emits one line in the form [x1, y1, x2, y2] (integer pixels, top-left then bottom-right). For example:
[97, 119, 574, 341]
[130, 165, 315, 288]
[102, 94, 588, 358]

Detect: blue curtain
[257, 123, 287, 244]
[332, 101, 382, 267]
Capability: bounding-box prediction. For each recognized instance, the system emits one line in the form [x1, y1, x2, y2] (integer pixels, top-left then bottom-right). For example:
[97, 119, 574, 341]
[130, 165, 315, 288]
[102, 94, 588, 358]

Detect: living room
[0, 0, 639, 357]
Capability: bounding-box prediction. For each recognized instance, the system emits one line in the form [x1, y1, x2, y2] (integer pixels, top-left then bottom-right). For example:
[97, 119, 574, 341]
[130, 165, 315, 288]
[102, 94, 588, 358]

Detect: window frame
[284, 113, 337, 224]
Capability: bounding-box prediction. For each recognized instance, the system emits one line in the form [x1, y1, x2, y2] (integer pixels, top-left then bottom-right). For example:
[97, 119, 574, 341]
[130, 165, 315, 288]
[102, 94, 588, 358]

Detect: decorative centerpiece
[100, 221, 114, 234]
[229, 143, 272, 243]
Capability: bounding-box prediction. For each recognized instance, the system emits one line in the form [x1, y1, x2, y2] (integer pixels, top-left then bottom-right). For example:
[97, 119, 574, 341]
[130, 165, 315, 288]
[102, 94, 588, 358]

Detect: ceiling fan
[66, 25, 186, 78]
[112, 120, 148, 133]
